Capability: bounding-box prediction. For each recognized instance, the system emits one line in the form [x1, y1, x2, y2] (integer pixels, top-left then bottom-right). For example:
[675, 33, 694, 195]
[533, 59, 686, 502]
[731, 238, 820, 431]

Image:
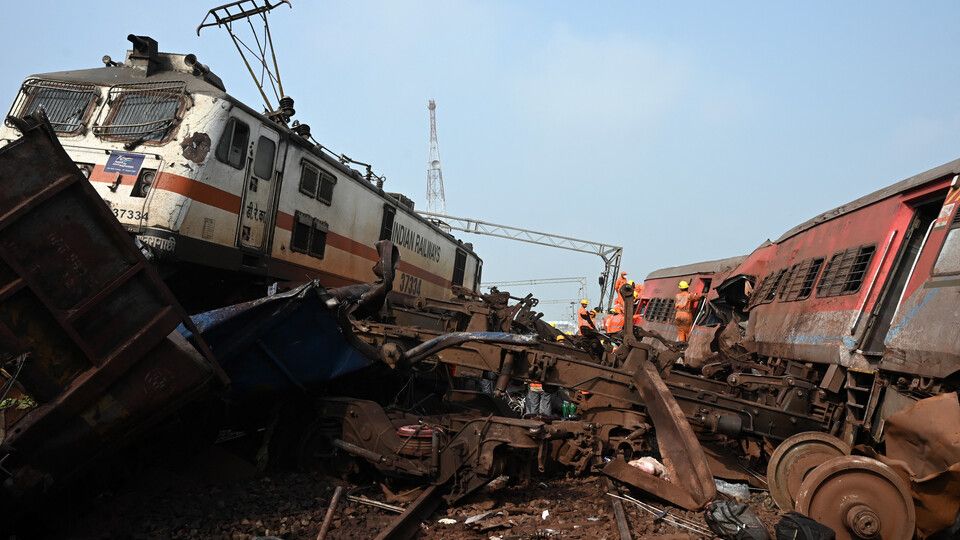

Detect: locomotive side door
[238, 127, 280, 251]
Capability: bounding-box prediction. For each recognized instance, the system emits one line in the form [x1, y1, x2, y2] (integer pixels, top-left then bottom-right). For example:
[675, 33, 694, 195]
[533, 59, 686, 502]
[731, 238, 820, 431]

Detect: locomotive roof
[25, 42, 480, 258]
[777, 157, 960, 243]
[645, 254, 747, 280]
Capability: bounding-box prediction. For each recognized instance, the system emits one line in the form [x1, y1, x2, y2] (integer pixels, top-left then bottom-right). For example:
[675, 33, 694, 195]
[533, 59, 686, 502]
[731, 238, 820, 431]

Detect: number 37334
[398, 273, 422, 296]
[112, 208, 148, 220]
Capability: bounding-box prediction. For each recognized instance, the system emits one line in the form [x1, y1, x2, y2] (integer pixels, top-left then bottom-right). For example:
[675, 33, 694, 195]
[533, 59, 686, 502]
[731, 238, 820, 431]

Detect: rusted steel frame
[0, 114, 224, 480]
[0, 115, 222, 385]
[604, 477, 633, 540]
[373, 484, 443, 540]
[605, 282, 716, 510]
[401, 331, 538, 363]
[316, 485, 344, 540]
[666, 372, 829, 430]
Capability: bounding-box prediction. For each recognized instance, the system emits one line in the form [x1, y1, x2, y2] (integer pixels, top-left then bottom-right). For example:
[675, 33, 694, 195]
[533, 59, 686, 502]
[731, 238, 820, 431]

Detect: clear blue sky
[2, 1, 958, 321]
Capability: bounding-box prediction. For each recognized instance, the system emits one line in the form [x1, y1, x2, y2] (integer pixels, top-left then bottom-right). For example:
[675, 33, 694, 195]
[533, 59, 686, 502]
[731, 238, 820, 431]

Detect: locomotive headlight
[76, 162, 93, 179]
[133, 169, 156, 198]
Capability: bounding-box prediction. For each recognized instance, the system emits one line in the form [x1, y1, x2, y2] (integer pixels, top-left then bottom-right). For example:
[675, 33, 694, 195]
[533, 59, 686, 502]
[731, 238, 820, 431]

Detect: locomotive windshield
[93, 81, 185, 143]
[8, 79, 98, 134]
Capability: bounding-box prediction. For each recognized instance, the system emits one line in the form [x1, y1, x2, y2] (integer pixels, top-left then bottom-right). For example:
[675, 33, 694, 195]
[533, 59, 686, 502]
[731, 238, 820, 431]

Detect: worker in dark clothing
[524, 380, 557, 418]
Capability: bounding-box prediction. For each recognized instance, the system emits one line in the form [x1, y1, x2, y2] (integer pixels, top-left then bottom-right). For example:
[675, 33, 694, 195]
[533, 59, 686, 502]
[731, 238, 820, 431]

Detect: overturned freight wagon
[0, 114, 225, 515]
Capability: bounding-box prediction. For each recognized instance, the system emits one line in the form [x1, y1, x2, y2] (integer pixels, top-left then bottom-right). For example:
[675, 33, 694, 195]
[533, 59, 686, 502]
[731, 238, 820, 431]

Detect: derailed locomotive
[0, 35, 482, 311]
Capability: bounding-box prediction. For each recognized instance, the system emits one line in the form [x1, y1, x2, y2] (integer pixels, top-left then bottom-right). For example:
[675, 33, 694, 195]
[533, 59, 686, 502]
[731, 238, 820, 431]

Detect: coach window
[817, 245, 876, 297]
[933, 207, 960, 275]
[299, 161, 319, 197]
[215, 118, 250, 169]
[317, 169, 337, 205]
[253, 136, 276, 180]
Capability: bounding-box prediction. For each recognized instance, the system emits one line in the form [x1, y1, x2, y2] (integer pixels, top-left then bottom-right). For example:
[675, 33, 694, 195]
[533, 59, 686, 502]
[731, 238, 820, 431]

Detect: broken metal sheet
[876, 392, 960, 537]
[186, 281, 372, 397]
[603, 282, 716, 511]
[0, 113, 221, 510]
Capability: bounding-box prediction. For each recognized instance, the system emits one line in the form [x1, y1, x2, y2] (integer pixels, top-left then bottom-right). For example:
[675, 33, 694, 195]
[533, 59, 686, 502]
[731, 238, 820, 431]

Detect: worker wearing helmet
[674, 280, 702, 343]
[604, 306, 625, 334]
[613, 271, 629, 311]
[577, 299, 595, 335]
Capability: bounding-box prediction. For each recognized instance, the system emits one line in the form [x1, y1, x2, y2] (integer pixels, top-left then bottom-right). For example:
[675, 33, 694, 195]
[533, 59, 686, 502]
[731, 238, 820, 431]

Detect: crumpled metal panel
[873, 392, 960, 537]
[0, 113, 220, 509]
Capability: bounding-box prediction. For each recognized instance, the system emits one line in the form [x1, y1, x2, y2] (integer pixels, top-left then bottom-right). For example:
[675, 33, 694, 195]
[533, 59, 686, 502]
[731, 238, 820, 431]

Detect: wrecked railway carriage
[635, 158, 960, 538]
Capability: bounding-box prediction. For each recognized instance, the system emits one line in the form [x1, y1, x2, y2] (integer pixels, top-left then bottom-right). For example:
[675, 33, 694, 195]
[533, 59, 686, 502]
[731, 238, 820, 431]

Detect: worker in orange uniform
[613, 271, 629, 311]
[674, 280, 702, 343]
[604, 306, 625, 334]
[577, 299, 596, 335]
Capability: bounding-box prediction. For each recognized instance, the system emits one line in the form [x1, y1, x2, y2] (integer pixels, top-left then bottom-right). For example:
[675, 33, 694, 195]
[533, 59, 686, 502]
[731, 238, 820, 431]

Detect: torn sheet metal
[878, 392, 960, 538]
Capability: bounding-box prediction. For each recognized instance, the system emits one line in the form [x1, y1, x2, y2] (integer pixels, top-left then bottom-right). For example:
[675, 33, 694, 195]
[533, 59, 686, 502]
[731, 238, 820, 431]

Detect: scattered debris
[715, 479, 751, 503]
[628, 456, 667, 478]
[347, 495, 405, 514]
[704, 500, 770, 540]
[316, 485, 344, 540]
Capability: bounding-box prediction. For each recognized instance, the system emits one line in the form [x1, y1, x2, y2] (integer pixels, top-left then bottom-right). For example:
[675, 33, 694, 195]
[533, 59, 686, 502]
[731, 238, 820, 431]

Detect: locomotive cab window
[9, 79, 98, 134]
[94, 81, 185, 142]
[253, 136, 276, 179]
[933, 204, 960, 275]
[216, 118, 250, 169]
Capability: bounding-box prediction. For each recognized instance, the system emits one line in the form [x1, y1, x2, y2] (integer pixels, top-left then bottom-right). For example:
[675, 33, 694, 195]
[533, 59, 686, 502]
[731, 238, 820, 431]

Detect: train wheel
[766, 431, 850, 511]
[796, 455, 915, 540]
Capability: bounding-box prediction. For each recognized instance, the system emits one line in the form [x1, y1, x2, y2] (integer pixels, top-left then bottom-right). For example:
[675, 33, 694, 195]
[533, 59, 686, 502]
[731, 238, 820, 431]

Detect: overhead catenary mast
[426, 99, 447, 213]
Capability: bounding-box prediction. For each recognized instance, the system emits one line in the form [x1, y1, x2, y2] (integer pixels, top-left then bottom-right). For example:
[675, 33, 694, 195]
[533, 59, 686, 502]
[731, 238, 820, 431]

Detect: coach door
[859, 197, 944, 355]
[238, 128, 280, 251]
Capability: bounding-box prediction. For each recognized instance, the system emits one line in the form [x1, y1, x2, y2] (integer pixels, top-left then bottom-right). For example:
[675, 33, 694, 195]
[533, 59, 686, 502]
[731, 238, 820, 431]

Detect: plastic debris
[627, 456, 666, 477]
[437, 518, 457, 525]
[714, 478, 751, 503]
[541, 509, 550, 520]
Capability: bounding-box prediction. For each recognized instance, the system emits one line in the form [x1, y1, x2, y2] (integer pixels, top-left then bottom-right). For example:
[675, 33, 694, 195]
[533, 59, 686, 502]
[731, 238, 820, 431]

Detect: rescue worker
[613, 271, 629, 311]
[674, 280, 702, 343]
[576, 299, 596, 335]
[604, 306, 625, 334]
[524, 380, 557, 418]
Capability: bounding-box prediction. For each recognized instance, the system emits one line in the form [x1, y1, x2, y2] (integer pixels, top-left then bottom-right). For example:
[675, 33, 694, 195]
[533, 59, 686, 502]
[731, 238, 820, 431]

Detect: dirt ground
[43, 449, 783, 540]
